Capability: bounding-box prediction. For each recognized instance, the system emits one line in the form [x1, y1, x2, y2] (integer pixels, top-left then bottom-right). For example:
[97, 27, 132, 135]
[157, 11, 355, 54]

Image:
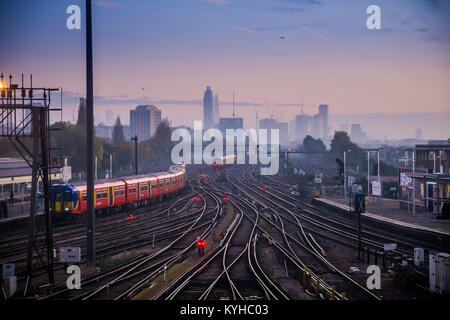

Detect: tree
[76, 98, 87, 127]
[112, 116, 125, 144]
[303, 135, 326, 153]
[150, 119, 172, 162]
[330, 131, 355, 155]
[51, 122, 103, 174]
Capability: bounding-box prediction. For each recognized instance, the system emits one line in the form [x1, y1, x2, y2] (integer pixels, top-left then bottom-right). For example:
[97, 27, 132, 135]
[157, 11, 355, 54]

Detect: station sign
[383, 243, 397, 251]
[348, 176, 355, 186]
[59, 247, 81, 263]
[372, 181, 381, 196]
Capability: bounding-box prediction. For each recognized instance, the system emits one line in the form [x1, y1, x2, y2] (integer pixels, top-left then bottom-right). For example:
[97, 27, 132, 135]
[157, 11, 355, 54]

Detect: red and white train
[51, 165, 186, 217]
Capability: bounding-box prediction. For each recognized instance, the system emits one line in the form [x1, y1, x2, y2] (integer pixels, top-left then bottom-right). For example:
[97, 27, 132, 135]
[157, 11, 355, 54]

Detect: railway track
[6, 164, 437, 301]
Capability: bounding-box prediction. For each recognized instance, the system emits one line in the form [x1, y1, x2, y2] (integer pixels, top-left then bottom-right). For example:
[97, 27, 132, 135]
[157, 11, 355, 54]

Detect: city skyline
[1, 0, 449, 140]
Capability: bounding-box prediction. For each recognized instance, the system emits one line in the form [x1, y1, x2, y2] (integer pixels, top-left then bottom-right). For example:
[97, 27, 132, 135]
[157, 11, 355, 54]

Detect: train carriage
[50, 165, 186, 220]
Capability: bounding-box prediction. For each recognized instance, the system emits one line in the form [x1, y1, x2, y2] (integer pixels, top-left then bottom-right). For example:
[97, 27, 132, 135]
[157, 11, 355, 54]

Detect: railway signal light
[373, 163, 379, 176]
[197, 240, 206, 255]
[261, 186, 267, 191]
[223, 196, 229, 201]
[52, 157, 60, 167]
[336, 158, 344, 177]
[194, 196, 201, 201]
[127, 215, 134, 220]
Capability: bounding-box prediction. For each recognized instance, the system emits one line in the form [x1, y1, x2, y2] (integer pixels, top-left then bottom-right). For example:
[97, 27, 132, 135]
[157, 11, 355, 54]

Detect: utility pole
[367, 151, 370, 196]
[377, 150, 381, 208]
[344, 151, 347, 198]
[132, 135, 138, 175]
[109, 154, 113, 179]
[86, 0, 95, 266]
[413, 150, 416, 216]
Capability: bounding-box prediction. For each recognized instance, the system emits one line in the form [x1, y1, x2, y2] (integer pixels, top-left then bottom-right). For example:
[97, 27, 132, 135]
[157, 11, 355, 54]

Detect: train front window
[64, 191, 72, 202]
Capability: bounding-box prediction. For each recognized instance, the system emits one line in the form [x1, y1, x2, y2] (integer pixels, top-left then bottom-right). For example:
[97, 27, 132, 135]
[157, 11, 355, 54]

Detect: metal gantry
[0, 73, 62, 293]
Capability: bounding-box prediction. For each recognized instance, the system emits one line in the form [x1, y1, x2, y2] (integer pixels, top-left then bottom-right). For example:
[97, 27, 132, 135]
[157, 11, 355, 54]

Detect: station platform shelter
[0, 157, 61, 202]
[399, 169, 450, 218]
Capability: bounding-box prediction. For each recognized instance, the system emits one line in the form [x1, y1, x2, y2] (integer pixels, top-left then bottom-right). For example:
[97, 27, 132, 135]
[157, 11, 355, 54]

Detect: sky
[1, 0, 449, 139]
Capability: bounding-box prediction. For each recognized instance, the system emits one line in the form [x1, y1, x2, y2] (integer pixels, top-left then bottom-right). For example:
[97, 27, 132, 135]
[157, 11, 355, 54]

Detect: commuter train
[212, 155, 236, 168]
[50, 165, 186, 218]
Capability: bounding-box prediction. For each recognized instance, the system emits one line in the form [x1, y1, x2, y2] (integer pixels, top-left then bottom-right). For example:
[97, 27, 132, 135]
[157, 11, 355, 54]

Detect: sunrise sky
[1, 0, 449, 139]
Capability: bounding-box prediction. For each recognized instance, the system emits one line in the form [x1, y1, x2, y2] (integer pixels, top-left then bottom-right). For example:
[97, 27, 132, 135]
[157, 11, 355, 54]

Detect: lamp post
[86, 0, 95, 266]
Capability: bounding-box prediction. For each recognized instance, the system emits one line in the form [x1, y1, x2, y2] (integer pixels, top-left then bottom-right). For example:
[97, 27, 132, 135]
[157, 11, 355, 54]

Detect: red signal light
[262, 186, 267, 190]
[223, 196, 229, 201]
[197, 241, 206, 247]
[201, 174, 206, 177]
[127, 215, 134, 220]
[195, 196, 201, 201]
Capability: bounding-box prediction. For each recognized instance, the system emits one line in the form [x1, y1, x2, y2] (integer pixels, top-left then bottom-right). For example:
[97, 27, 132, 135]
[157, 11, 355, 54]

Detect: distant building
[294, 114, 312, 142]
[290, 104, 328, 143]
[203, 86, 214, 129]
[415, 128, 423, 140]
[259, 118, 288, 145]
[123, 125, 131, 141]
[312, 114, 322, 139]
[105, 110, 114, 126]
[213, 94, 220, 125]
[318, 104, 329, 138]
[415, 140, 450, 174]
[95, 122, 113, 139]
[351, 124, 363, 143]
[219, 117, 243, 133]
[130, 105, 161, 141]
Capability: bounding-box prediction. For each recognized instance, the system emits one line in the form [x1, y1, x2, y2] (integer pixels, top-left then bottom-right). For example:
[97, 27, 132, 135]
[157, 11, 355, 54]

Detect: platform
[313, 197, 450, 236]
[0, 201, 43, 224]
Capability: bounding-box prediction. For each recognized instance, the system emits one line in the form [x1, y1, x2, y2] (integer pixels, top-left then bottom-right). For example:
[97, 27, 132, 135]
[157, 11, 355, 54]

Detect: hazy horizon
[1, 0, 449, 140]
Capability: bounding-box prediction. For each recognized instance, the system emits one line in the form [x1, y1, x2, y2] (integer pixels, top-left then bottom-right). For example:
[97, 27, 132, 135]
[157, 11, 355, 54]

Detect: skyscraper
[318, 104, 329, 138]
[259, 118, 289, 145]
[351, 124, 363, 143]
[415, 128, 423, 140]
[219, 117, 243, 133]
[130, 105, 162, 141]
[203, 86, 214, 129]
[312, 114, 322, 139]
[295, 114, 312, 142]
[213, 94, 220, 125]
